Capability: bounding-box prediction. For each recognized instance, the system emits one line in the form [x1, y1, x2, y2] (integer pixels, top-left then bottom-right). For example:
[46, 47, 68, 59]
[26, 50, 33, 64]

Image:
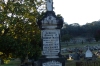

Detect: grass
[1, 59, 21, 66]
[2, 58, 100, 66]
[1, 42, 100, 66]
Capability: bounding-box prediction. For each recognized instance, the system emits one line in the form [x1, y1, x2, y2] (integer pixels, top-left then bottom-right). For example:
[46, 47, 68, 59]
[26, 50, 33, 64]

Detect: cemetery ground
[61, 41, 100, 66]
[1, 41, 100, 66]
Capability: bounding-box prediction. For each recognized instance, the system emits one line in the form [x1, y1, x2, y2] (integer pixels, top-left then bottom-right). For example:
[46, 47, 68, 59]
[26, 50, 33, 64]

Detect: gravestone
[37, 0, 65, 66]
[73, 52, 80, 60]
[74, 47, 79, 53]
[85, 48, 93, 60]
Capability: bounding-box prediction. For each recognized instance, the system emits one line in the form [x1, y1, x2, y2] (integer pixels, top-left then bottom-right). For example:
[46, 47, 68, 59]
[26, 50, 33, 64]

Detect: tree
[61, 34, 72, 46]
[94, 30, 100, 42]
[61, 21, 100, 41]
[0, 35, 17, 58]
[0, 0, 45, 60]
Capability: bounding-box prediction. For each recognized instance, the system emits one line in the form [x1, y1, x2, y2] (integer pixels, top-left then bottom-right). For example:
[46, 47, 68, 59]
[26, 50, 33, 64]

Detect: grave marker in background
[85, 47, 93, 60]
[85, 48, 93, 58]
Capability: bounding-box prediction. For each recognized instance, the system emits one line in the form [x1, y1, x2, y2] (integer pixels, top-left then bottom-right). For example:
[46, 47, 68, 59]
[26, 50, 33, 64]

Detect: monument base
[38, 57, 65, 66]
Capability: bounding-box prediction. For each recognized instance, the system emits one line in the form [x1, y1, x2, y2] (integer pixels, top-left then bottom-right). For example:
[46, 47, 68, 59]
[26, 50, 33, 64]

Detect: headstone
[73, 52, 80, 60]
[85, 48, 93, 57]
[85, 48, 93, 60]
[37, 0, 65, 66]
[74, 47, 79, 53]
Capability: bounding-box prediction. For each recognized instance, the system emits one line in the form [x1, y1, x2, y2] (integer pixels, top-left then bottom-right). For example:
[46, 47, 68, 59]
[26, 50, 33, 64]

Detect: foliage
[94, 30, 100, 42]
[61, 34, 72, 42]
[0, 35, 17, 58]
[61, 21, 100, 41]
[0, 0, 45, 60]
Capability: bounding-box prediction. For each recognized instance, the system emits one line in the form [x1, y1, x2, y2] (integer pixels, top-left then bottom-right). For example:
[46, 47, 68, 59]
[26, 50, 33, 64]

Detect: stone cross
[46, 0, 53, 11]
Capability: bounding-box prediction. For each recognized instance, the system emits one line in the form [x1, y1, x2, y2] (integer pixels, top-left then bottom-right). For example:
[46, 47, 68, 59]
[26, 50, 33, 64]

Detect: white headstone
[85, 48, 93, 57]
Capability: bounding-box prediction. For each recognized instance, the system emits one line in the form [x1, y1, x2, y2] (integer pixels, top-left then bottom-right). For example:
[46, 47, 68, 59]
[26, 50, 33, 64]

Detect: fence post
[0, 59, 1, 65]
[76, 61, 82, 66]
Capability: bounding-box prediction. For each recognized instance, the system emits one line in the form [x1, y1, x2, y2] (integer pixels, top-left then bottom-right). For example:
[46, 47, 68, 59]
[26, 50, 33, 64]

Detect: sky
[53, 0, 100, 25]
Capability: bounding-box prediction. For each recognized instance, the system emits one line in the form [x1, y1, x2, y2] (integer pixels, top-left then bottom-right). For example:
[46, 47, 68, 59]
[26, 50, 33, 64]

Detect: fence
[76, 61, 100, 66]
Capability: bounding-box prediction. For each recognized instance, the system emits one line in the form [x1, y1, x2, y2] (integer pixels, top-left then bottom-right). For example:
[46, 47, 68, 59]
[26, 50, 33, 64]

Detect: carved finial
[46, 0, 53, 11]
